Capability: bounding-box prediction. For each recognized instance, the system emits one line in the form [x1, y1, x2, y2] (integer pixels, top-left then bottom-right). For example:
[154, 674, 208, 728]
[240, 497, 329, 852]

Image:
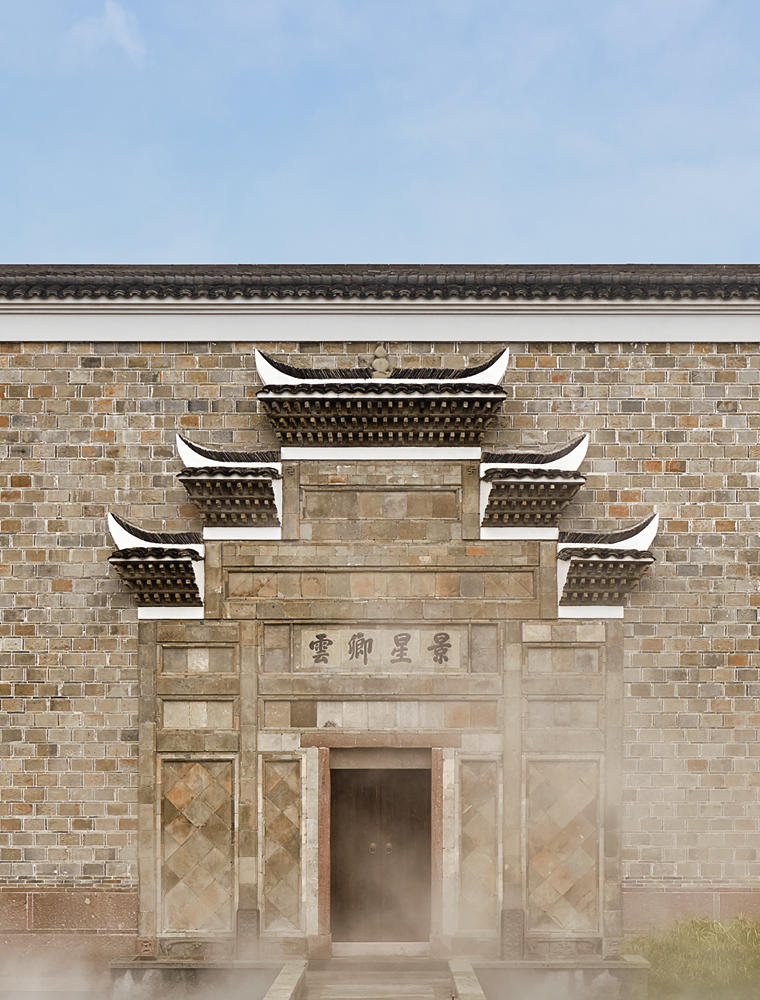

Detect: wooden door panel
[330, 768, 431, 942]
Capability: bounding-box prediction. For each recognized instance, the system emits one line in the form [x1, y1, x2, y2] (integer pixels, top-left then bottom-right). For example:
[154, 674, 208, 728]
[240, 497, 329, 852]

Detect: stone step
[303, 965, 454, 1000]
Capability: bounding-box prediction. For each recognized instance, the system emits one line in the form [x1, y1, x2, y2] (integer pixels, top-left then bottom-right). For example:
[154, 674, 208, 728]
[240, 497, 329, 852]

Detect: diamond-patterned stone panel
[262, 758, 301, 933]
[459, 759, 499, 931]
[161, 760, 234, 933]
[526, 760, 599, 934]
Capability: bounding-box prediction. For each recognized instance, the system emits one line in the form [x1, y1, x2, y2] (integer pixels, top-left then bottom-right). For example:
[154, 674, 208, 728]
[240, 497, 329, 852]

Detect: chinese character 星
[309, 632, 333, 664]
[348, 631, 374, 666]
[390, 632, 412, 664]
[428, 631, 451, 664]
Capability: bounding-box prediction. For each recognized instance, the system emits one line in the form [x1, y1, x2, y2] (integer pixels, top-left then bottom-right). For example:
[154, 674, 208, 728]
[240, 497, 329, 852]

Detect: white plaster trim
[4, 297, 760, 313]
[137, 606, 204, 620]
[255, 346, 509, 385]
[558, 605, 624, 619]
[280, 446, 481, 461]
[203, 526, 282, 540]
[175, 433, 282, 473]
[479, 480, 492, 526]
[480, 434, 589, 474]
[192, 560, 205, 604]
[557, 557, 571, 601]
[559, 512, 659, 551]
[273, 477, 283, 527]
[107, 512, 204, 556]
[480, 525, 559, 541]
[4, 301, 760, 343]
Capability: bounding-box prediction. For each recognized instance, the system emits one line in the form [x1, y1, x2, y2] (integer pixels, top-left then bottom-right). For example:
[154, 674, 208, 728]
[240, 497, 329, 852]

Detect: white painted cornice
[2, 296, 760, 341]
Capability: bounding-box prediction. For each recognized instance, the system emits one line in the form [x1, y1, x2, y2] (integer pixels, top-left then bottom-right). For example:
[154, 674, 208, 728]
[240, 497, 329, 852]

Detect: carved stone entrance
[112, 345, 656, 967]
[330, 767, 431, 943]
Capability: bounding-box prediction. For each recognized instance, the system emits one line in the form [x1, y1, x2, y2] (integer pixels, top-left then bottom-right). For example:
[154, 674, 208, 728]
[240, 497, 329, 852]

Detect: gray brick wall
[1, 339, 757, 897]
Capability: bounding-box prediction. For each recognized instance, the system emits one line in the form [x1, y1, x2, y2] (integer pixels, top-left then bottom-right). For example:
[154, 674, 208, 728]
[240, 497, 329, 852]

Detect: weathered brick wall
[1, 339, 757, 926]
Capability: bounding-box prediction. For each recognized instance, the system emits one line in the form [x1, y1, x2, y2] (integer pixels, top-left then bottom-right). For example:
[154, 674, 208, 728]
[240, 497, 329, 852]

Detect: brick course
[1, 339, 758, 916]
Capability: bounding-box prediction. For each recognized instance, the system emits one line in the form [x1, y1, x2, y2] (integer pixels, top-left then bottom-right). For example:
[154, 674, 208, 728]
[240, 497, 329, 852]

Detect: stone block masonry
[0, 339, 759, 955]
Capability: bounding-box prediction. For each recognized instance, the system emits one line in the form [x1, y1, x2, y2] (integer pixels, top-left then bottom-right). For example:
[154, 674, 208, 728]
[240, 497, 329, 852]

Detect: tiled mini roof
[177, 466, 281, 479]
[481, 468, 585, 482]
[481, 436, 588, 465]
[558, 551, 654, 607]
[109, 546, 204, 561]
[257, 382, 505, 396]
[176, 433, 279, 464]
[109, 513, 202, 546]
[108, 548, 203, 607]
[482, 472, 586, 528]
[178, 468, 281, 527]
[259, 350, 507, 381]
[558, 513, 658, 545]
[2, 264, 760, 300]
[557, 547, 655, 561]
[259, 353, 374, 380]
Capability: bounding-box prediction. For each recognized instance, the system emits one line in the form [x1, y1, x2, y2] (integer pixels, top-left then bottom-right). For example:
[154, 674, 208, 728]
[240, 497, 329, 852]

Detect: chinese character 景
[390, 632, 412, 664]
[428, 631, 452, 664]
[348, 631, 374, 666]
[309, 632, 333, 664]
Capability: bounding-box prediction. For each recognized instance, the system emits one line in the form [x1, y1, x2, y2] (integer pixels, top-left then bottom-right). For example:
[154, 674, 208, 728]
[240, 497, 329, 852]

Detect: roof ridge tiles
[257, 383, 505, 395]
[3, 264, 760, 300]
[557, 513, 658, 545]
[108, 546, 204, 561]
[109, 513, 202, 546]
[177, 466, 281, 479]
[176, 433, 280, 464]
[557, 547, 655, 561]
[481, 435, 588, 465]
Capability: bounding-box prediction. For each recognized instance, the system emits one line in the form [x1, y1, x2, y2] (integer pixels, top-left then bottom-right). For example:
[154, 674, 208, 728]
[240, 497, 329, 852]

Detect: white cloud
[66, 0, 146, 63]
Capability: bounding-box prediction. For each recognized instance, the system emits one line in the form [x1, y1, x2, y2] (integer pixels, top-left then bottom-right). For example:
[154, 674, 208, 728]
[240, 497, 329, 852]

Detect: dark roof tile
[2, 265, 760, 301]
[557, 547, 654, 561]
[177, 466, 281, 479]
[557, 513, 657, 545]
[257, 382, 505, 396]
[177, 434, 279, 464]
[110, 513, 201, 546]
[109, 547, 203, 561]
[482, 436, 587, 465]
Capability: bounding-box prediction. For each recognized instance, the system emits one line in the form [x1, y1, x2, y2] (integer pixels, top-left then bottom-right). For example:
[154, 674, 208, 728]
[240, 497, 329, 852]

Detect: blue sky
[1, 0, 758, 262]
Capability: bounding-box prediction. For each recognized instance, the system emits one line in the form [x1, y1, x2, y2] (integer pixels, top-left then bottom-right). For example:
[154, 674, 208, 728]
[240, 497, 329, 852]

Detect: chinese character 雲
[309, 632, 333, 664]
[348, 631, 374, 666]
[390, 632, 412, 664]
[428, 631, 452, 664]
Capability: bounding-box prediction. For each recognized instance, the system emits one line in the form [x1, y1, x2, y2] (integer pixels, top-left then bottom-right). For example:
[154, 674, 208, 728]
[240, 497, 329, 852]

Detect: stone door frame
[312, 743, 445, 957]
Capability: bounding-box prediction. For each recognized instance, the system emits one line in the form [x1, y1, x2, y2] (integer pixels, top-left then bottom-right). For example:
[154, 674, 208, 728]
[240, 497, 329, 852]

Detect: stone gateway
[112, 344, 646, 963]
[1, 265, 759, 997]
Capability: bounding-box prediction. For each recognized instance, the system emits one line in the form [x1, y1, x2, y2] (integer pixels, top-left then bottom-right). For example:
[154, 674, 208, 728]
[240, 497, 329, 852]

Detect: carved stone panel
[161, 760, 235, 933]
[526, 759, 600, 935]
[298, 625, 464, 672]
[261, 758, 302, 933]
[260, 621, 499, 673]
[459, 759, 500, 931]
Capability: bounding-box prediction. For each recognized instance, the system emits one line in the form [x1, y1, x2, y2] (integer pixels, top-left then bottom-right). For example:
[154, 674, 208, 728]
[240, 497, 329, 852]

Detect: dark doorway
[330, 768, 431, 942]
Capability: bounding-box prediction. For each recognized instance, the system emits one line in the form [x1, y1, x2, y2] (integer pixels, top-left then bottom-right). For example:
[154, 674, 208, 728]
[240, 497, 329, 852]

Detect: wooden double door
[330, 768, 431, 942]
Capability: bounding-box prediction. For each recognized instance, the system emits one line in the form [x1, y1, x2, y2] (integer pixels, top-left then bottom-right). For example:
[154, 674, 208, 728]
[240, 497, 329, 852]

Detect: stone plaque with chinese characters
[296, 626, 465, 672]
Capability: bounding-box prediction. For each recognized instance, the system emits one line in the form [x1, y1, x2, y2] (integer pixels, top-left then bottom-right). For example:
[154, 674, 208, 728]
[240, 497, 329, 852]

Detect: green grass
[626, 917, 760, 1000]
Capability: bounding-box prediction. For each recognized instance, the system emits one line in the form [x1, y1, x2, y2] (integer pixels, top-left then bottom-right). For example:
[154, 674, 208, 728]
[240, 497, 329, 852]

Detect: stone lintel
[299, 731, 461, 748]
